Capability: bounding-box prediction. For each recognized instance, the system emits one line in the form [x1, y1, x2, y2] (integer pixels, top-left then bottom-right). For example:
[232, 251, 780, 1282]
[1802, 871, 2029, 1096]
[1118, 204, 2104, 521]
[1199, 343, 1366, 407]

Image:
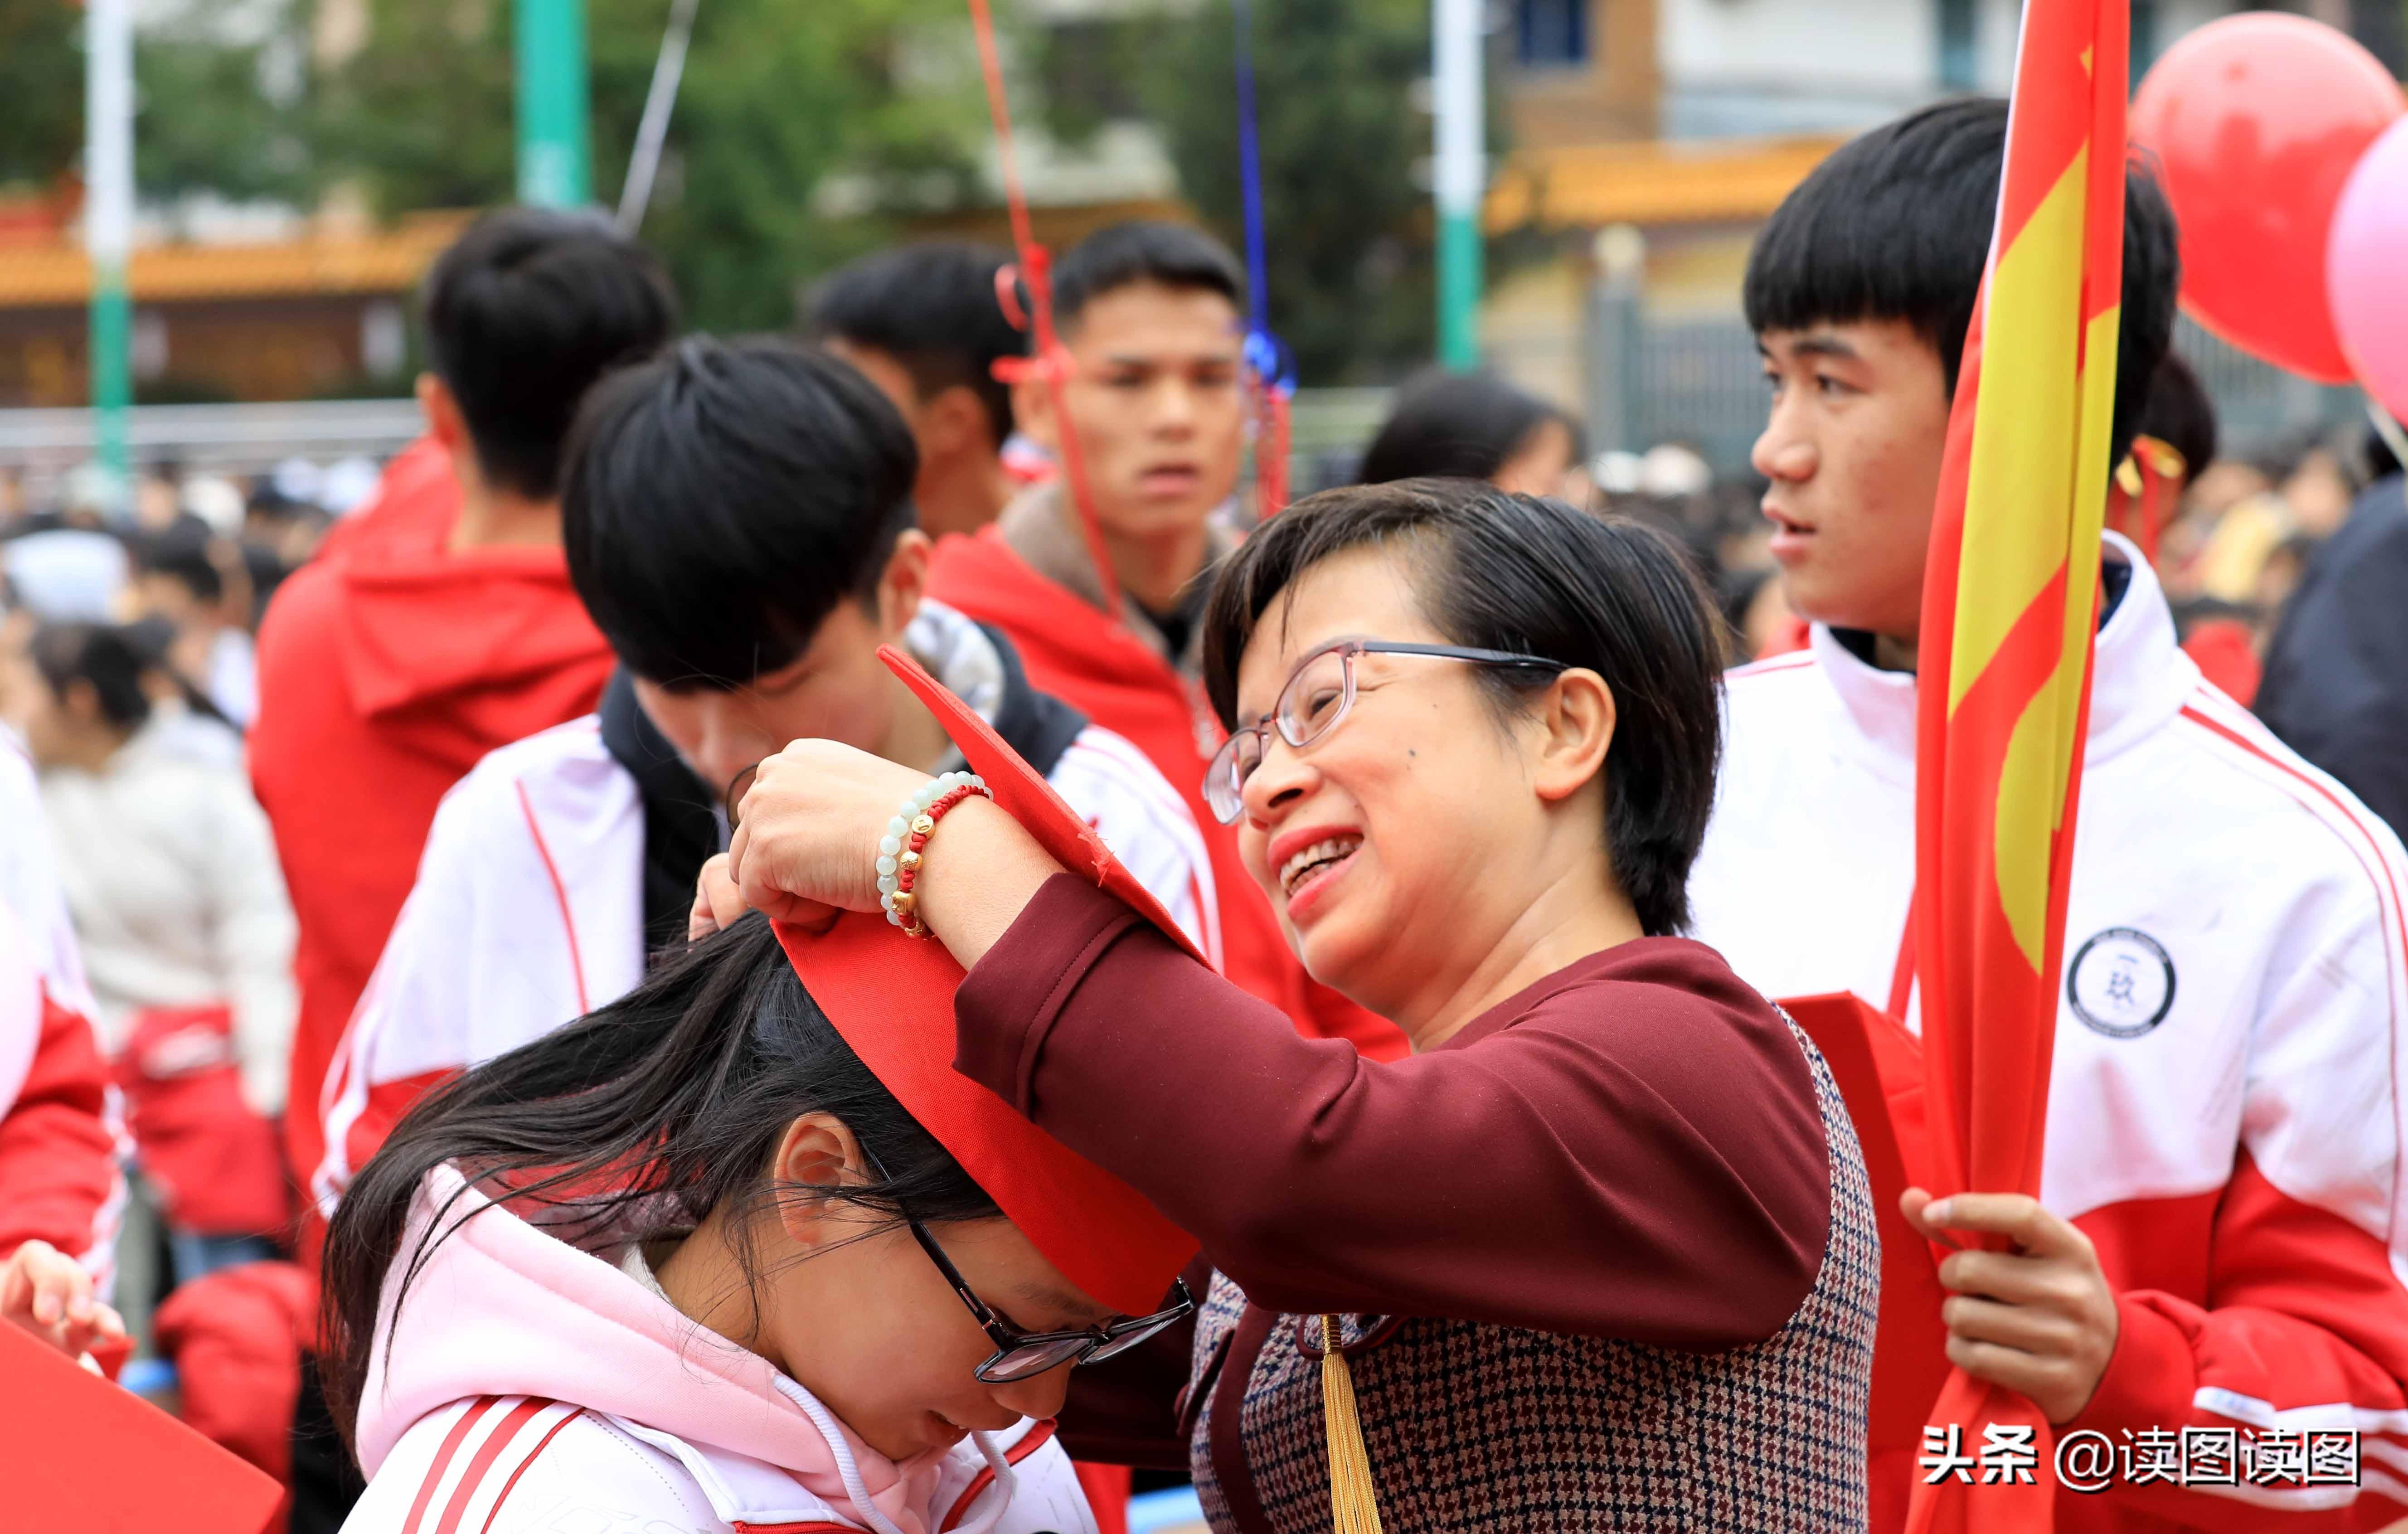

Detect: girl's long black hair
[320, 913, 998, 1442]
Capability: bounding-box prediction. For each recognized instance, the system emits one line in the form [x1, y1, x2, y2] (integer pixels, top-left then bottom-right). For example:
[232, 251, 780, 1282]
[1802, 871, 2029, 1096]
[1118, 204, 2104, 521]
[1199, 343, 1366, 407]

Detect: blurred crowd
[3, 197, 2407, 1534]
[0, 348, 2396, 1262]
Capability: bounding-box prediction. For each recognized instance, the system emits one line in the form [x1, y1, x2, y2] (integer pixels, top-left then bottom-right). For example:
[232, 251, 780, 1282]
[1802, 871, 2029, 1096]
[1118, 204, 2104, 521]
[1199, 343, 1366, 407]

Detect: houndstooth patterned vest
[1183, 1015, 1879, 1533]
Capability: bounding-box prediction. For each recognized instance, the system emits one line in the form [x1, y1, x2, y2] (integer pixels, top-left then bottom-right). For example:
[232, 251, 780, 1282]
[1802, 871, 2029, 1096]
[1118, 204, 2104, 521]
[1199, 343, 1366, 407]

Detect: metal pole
[619, 0, 699, 233]
[87, 0, 134, 515]
[516, 0, 594, 208]
[1583, 224, 1646, 457]
[1433, 0, 1485, 369]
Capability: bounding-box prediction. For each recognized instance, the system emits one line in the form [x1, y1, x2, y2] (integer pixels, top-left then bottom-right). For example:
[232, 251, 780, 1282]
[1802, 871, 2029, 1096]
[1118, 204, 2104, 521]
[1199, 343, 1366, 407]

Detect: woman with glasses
[697, 479, 1878, 1531]
[318, 904, 1197, 1534]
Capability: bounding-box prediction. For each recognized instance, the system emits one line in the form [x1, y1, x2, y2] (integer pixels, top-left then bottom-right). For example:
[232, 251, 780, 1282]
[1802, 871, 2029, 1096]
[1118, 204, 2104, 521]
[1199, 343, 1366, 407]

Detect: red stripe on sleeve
[433, 1397, 548, 1534]
[404, 1396, 496, 1534]
[476, 1407, 583, 1534]
[513, 781, 591, 1015]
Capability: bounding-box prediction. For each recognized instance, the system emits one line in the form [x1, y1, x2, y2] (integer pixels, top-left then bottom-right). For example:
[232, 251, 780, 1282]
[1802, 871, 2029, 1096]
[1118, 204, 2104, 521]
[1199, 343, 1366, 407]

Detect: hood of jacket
[355, 1164, 982, 1534]
[330, 539, 613, 777]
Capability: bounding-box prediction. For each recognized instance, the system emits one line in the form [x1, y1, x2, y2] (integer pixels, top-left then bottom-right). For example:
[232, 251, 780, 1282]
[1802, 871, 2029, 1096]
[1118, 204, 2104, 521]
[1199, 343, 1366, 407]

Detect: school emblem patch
[2066, 927, 2176, 1039]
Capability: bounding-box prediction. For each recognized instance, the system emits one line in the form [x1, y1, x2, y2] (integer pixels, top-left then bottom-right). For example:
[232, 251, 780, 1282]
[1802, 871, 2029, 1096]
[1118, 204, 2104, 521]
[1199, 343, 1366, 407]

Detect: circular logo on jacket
[2066, 927, 2176, 1039]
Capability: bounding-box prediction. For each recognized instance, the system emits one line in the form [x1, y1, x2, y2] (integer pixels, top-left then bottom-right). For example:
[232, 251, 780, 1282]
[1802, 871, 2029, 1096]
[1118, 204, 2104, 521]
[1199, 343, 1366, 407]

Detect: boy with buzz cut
[806, 240, 1024, 538]
[927, 220, 1405, 1061]
[1686, 97, 2408, 1532]
[313, 337, 1214, 1222]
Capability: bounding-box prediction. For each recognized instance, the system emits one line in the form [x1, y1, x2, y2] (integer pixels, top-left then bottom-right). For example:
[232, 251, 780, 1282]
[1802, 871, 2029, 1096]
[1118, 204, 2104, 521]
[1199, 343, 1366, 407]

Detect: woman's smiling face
[1229, 544, 1557, 1019]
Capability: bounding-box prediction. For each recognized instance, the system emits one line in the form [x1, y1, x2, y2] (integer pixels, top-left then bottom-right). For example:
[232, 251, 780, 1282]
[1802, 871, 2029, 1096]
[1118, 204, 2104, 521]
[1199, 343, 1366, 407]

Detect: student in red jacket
[0, 911, 122, 1364]
[246, 206, 675, 1534]
[0, 741, 121, 1361]
[927, 222, 1403, 1060]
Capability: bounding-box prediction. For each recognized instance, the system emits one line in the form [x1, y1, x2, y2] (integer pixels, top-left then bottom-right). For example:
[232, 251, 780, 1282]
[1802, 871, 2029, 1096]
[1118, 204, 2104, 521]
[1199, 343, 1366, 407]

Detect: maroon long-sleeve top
[955, 875, 1833, 1348]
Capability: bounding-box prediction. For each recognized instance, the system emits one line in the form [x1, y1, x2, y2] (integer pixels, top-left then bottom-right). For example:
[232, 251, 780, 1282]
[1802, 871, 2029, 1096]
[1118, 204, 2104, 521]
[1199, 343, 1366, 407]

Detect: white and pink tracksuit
[343, 1164, 1097, 1534]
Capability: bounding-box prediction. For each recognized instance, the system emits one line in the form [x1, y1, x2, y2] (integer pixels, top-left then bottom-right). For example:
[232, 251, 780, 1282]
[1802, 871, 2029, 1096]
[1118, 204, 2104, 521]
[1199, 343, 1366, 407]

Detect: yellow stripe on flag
[1947, 148, 2090, 718]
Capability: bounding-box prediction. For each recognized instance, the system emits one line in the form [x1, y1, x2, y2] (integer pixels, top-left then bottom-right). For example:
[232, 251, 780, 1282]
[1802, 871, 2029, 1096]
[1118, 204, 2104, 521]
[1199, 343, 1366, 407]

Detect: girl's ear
[1529, 668, 1616, 805]
[770, 1112, 865, 1248]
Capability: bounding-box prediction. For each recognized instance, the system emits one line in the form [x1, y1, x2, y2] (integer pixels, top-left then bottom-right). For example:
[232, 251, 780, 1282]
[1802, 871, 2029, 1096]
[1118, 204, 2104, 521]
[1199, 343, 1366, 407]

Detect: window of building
[1937, 0, 1977, 91]
[1517, 0, 1589, 68]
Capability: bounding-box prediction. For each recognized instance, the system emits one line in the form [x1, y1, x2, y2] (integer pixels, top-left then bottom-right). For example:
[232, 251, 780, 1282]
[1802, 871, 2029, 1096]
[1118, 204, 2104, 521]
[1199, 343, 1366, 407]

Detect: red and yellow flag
[1906, 0, 2128, 1529]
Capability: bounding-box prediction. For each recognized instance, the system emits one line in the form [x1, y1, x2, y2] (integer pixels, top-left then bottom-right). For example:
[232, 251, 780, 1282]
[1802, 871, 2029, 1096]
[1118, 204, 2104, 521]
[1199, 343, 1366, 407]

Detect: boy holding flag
[1689, 85, 2408, 1534]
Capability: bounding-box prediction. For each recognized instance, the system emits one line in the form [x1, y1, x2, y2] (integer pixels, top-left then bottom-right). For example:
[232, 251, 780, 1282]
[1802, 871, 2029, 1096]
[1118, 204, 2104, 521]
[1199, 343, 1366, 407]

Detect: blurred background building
[0, 0, 2400, 487]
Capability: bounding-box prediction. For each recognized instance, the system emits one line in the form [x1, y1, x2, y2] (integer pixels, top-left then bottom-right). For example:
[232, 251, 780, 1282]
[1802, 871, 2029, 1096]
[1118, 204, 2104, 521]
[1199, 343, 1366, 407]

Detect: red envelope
[0, 1318, 285, 1533]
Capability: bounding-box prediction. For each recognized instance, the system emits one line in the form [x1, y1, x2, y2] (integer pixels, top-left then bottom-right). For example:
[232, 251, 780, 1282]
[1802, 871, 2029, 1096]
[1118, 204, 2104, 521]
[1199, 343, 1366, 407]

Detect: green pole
[87, 0, 134, 512]
[90, 274, 130, 483]
[1437, 210, 1481, 370]
[1432, 0, 1483, 369]
[515, 0, 593, 208]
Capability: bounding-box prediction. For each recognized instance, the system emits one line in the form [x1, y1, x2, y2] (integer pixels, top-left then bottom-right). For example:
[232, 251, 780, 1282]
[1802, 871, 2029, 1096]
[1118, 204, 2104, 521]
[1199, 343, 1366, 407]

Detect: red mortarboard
[772, 645, 1200, 1317]
[0, 1320, 285, 1534]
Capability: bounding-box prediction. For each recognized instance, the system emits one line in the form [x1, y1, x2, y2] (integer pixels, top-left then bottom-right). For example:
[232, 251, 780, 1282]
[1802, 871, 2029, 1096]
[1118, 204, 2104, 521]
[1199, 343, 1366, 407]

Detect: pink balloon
[2133, 14, 2404, 382]
[2330, 117, 2408, 428]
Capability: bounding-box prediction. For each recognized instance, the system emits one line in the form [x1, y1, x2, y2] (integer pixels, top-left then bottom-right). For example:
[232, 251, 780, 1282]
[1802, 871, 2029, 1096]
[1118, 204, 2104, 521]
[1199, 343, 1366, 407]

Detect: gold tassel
[1318, 1315, 1385, 1534]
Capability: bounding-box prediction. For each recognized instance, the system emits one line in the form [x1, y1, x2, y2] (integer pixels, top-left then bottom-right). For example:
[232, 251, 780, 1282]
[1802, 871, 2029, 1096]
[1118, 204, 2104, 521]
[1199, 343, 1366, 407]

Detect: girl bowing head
[700, 479, 1880, 1532]
[321, 904, 1197, 1534]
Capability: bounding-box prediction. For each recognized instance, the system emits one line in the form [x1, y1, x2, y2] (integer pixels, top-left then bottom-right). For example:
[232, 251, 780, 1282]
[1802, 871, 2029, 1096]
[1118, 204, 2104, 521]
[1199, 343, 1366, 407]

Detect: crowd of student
[1, 91, 2406, 1534]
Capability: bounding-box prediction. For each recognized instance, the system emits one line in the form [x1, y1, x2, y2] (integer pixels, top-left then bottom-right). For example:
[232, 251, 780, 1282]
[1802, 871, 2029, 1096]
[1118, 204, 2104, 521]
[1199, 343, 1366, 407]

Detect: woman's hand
[691, 740, 933, 937]
[690, 737, 1069, 972]
[1, 1239, 125, 1362]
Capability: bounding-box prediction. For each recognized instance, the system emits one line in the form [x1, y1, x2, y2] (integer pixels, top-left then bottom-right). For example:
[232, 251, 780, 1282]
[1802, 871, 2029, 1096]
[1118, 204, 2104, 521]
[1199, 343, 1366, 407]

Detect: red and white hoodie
[346, 1164, 1096, 1534]
[0, 736, 122, 1286]
[314, 602, 1216, 1216]
[1689, 532, 2408, 1532]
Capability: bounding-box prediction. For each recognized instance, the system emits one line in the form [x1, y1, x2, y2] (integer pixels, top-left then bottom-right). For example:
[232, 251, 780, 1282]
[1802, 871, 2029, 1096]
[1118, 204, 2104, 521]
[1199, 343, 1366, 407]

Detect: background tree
[0, 0, 83, 194]
[0, 1, 309, 204]
[139, 10, 311, 204]
[311, 0, 978, 330]
[1043, 0, 1440, 385]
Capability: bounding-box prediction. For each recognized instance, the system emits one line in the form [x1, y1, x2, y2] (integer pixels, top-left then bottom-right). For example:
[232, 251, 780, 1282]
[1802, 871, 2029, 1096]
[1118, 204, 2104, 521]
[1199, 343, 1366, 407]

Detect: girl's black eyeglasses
[900, 1216, 1194, 1383]
[863, 1146, 1194, 1383]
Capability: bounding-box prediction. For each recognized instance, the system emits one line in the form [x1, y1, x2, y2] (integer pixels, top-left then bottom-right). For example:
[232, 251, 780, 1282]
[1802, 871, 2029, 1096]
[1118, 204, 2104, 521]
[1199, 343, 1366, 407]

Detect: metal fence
[0, 320, 2368, 503]
[0, 398, 423, 486]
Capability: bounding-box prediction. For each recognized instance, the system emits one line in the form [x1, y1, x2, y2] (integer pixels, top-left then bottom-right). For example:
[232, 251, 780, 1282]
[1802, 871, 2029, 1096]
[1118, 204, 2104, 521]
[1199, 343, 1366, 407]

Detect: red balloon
[2132, 13, 2404, 383]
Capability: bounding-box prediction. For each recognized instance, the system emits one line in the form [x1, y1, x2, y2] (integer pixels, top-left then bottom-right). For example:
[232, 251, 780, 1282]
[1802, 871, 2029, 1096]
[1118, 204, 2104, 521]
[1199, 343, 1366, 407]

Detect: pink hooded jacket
[345, 1165, 1095, 1534]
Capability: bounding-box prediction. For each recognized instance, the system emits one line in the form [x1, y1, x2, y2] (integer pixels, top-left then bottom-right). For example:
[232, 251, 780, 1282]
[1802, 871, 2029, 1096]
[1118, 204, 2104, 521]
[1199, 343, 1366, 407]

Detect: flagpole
[516, 0, 594, 208]
[1432, 0, 1484, 369]
[619, 0, 699, 233]
[86, 0, 134, 518]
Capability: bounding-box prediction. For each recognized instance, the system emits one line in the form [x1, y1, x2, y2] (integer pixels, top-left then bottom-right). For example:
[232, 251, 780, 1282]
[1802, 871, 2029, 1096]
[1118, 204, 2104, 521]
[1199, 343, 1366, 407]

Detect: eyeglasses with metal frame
[1202, 639, 1568, 825]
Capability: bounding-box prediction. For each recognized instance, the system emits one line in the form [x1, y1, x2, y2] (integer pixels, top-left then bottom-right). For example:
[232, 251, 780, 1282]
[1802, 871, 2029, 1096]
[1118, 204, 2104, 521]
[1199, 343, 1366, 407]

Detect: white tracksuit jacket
[315, 604, 1216, 1216]
[1689, 534, 2408, 1532]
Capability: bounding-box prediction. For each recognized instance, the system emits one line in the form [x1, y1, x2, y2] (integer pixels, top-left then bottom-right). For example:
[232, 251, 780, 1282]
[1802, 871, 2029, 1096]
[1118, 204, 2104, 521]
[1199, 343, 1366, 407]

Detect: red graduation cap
[773, 646, 1200, 1317]
[0, 1320, 285, 1534]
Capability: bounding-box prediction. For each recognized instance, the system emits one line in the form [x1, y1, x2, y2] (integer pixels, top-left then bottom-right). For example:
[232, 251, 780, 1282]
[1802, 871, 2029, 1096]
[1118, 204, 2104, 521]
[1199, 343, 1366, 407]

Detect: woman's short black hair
[1744, 96, 2180, 466]
[1356, 368, 1583, 486]
[561, 335, 920, 689]
[1201, 479, 1724, 937]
